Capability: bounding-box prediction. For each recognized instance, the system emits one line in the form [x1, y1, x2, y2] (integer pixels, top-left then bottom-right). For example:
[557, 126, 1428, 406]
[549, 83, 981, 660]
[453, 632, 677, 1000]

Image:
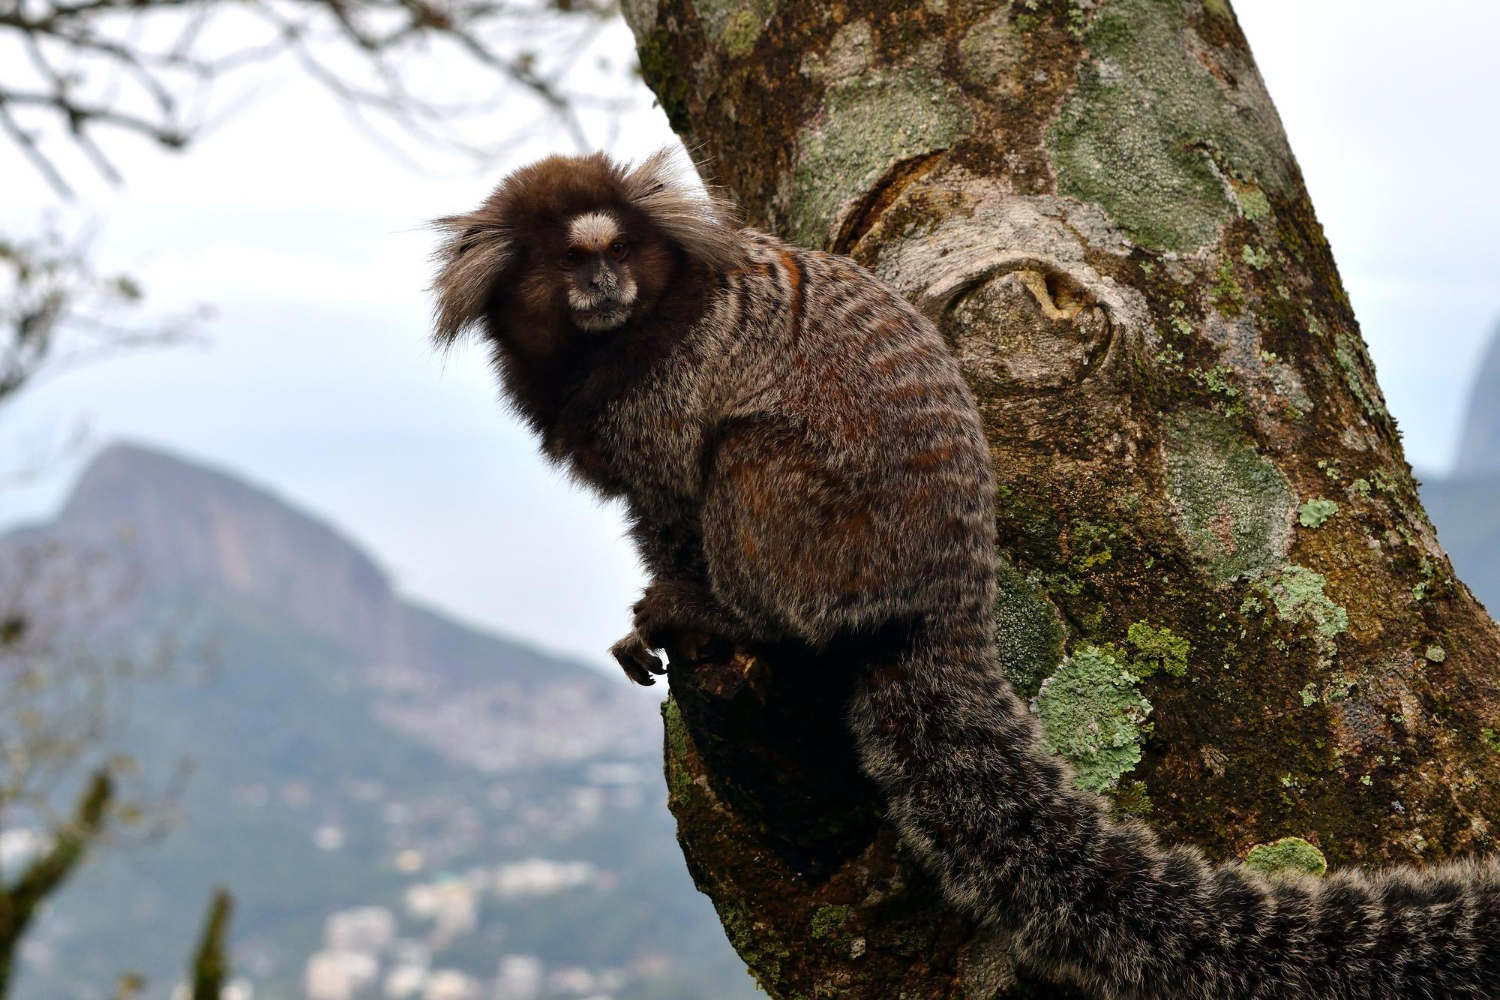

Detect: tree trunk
[621, 1, 1500, 996]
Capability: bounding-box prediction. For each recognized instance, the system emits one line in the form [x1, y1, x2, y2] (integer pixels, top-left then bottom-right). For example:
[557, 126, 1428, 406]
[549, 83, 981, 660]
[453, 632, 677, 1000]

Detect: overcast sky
[2, 2, 1497, 671]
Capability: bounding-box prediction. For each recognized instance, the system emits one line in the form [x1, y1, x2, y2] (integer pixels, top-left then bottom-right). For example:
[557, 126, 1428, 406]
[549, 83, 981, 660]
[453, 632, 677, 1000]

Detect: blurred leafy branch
[0, 769, 111, 996]
[0, 533, 200, 996]
[0, 222, 205, 413]
[188, 887, 233, 1000]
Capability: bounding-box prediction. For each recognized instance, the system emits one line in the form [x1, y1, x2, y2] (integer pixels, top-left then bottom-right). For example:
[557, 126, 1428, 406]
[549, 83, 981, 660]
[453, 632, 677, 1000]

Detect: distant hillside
[1, 444, 751, 1000]
[1423, 477, 1500, 614]
[1454, 319, 1500, 477]
[5, 443, 655, 773]
[1422, 320, 1500, 616]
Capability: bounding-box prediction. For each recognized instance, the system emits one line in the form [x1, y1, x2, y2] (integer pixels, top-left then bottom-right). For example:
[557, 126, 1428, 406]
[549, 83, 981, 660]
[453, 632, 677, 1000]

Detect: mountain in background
[10, 444, 657, 773]
[1422, 319, 1500, 615]
[1, 443, 752, 1000]
[1453, 320, 1500, 477]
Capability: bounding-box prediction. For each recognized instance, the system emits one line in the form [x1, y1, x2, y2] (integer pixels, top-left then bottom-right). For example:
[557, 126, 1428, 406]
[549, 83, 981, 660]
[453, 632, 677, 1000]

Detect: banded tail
[849, 613, 1500, 999]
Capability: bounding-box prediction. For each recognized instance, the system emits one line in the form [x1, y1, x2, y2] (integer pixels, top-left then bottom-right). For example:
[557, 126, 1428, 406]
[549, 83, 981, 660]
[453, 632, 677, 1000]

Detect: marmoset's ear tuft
[429, 215, 513, 347]
[620, 148, 747, 271]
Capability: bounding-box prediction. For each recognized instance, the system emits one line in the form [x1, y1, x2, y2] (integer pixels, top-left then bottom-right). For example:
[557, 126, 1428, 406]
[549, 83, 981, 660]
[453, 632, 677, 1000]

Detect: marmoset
[430, 149, 1500, 999]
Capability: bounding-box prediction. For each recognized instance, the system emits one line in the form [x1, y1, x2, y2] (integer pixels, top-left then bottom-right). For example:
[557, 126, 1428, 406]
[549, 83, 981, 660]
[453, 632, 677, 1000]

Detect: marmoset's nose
[586, 263, 617, 294]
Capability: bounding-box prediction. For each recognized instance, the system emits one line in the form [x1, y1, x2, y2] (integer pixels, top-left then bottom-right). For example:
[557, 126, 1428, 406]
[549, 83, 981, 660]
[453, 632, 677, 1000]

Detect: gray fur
[436, 151, 1500, 999]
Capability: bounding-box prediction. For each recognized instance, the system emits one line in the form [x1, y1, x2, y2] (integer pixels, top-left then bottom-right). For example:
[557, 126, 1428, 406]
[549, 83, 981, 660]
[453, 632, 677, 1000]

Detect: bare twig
[2, 0, 629, 194]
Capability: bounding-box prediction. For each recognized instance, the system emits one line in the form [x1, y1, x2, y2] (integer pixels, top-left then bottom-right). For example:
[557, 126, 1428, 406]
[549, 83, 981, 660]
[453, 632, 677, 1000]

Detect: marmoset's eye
[559, 249, 582, 269]
[609, 240, 629, 260]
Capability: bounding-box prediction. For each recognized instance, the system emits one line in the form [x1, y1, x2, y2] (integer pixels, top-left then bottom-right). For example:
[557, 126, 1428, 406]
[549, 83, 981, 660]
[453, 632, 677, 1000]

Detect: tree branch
[1, 0, 627, 194]
[0, 769, 114, 996]
[6, 769, 112, 909]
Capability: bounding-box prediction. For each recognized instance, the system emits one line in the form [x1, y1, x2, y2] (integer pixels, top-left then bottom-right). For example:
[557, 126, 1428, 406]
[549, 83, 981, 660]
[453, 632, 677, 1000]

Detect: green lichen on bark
[1333, 331, 1388, 418]
[693, 0, 776, 56]
[693, 0, 773, 37]
[1211, 261, 1246, 314]
[810, 904, 850, 938]
[1036, 646, 1153, 794]
[1259, 565, 1349, 661]
[1234, 182, 1272, 220]
[721, 9, 764, 56]
[789, 69, 973, 246]
[1164, 409, 1295, 584]
[662, 697, 697, 804]
[636, 30, 692, 135]
[718, 898, 792, 987]
[1045, 0, 1292, 251]
[1126, 621, 1191, 678]
[1244, 836, 1327, 878]
[1298, 498, 1339, 528]
[994, 557, 1066, 698]
[957, 9, 1024, 93]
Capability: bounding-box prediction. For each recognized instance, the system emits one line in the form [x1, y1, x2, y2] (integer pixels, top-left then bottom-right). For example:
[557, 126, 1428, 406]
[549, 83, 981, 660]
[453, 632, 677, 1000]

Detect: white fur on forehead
[620, 148, 747, 271]
[569, 211, 621, 250]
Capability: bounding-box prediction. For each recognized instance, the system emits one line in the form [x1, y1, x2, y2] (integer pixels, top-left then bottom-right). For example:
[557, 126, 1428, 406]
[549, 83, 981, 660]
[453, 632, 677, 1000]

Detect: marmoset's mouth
[572, 303, 631, 332]
[569, 282, 637, 332]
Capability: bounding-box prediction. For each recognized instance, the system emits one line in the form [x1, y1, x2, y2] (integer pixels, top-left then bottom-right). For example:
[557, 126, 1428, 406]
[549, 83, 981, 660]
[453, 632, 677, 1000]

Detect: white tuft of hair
[569, 211, 621, 250]
[620, 148, 747, 272]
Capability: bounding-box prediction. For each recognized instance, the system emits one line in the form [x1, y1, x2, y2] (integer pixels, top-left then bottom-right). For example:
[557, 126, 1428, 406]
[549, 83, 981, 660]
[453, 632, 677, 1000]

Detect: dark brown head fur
[430, 148, 743, 437]
[430, 149, 742, 345]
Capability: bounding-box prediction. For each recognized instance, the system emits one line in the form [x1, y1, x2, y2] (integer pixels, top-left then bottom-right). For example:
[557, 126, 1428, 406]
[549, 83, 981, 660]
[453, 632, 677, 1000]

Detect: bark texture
[622, 1, 1500, 996]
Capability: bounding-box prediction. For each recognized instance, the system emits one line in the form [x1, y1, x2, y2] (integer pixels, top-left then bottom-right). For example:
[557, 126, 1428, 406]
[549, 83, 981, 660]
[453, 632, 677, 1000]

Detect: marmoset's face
[432, 149, 741, 359]
[554, 210, 643, 332]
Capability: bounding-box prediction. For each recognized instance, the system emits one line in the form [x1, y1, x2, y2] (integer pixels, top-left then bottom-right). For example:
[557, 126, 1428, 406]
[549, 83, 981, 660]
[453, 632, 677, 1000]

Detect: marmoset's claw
[609, 632, 663, 686]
